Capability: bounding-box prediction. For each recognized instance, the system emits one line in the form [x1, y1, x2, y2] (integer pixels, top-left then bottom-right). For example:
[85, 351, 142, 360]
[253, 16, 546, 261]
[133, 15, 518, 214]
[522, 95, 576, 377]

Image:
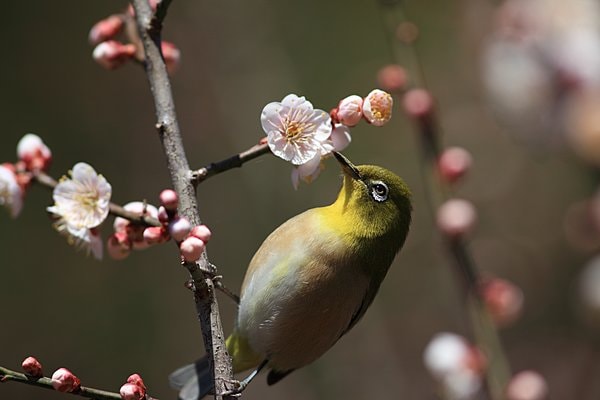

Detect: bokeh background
[2, 0, 600, 399]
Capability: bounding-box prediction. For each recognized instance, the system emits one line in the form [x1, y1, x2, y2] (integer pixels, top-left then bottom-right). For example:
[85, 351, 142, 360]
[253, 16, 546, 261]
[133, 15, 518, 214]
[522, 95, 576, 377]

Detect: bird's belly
[237, 262, 369, 371]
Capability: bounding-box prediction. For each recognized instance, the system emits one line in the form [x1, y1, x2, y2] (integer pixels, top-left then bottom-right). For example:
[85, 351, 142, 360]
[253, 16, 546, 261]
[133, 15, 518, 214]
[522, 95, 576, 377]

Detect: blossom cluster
[107, 189, 212, 263]
[89, 0, 180, 72]
[261, 89, 393, 188]
[0, 134, 52, 219]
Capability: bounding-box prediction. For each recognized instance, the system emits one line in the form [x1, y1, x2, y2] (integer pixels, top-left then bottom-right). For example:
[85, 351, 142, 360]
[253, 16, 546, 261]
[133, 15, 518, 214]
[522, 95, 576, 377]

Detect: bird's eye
[369, 181, 389, 202]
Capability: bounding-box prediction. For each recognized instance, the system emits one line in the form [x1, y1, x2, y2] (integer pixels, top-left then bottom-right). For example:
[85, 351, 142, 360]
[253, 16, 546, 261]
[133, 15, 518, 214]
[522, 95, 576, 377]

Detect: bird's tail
[169, 355, 213, 400]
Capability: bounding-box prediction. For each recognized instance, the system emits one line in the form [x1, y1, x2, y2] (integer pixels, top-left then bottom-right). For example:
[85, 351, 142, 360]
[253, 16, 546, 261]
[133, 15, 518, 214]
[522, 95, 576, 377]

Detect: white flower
[53, 223, 104, 260]
[0, 165, 23, 218]
[261, 94, 332, 165]
[290, 124, 352, 189]
[47, 163, 110, 260]
[48, 162, 112, 230]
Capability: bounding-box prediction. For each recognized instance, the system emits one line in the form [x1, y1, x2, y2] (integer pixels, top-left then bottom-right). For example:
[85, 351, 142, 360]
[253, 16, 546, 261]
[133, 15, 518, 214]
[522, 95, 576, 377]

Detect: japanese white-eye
[171, 152, 412, 399]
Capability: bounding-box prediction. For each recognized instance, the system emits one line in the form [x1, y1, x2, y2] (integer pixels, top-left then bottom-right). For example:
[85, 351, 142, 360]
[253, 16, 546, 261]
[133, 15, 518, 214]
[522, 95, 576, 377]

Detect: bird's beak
[333, 152, 363, 181]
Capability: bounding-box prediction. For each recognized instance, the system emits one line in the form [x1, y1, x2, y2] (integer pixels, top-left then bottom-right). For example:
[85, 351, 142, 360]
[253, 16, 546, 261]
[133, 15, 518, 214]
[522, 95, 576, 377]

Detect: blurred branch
[191, 142, 271, 186]
[0, 366, 145, 400]
[131, 1, 235, 399]
[378, 2, 512, 399]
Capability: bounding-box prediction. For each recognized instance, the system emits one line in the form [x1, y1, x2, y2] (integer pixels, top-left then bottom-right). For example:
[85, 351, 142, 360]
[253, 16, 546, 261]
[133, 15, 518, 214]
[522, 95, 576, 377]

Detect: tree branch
[130, 1, 235, 399]
[191, 142, 271, 186]
[0, 366, 154, 400]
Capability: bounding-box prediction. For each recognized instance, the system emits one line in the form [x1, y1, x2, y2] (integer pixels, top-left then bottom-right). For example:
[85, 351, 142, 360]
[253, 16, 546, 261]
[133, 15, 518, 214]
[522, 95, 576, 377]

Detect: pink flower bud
[438, 147, 473, 184]
[17, 133, 52, 172]
[93, 41, 136, 70]
[51, 368, 81, 393]
[159, 189, 178, 213]
[506, 371, 548, 400]
[402, 88, 434, 119]
[169, 217, 192, 242]
[107, 232, 132, 260]
[180, 236, 205, 263]
[88, 15, 124, 45]
[377, 64, 408, 93]
[481, 278, 524, 327]
[120, 383, 146, 400]
[157, 206, 170, 224]
[362, 89, 393, 126]
[22, 356, 43, 377]
[437, 199, 477, 238]
[143, 226, 168, 245]
[161, 41, 181, 74]
[190, 224, 212, 243]
[113, 202, 159, 250]
[126, 373, 147, 391]
[336, 95, 363, 127]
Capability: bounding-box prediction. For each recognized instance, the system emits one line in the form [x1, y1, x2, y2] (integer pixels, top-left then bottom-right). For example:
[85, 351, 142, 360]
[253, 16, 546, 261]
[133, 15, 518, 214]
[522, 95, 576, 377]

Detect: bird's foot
[219, 378, 247, 397]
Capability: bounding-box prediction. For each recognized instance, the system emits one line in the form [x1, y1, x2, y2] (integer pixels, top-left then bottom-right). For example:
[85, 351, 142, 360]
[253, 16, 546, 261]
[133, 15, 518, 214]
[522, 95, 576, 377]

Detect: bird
[170, 152, 412, 399]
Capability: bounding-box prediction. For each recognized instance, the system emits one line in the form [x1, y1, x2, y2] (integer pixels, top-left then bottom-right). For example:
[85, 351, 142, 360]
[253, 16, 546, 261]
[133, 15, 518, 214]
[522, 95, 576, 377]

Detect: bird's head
[330, 152, 412, 241]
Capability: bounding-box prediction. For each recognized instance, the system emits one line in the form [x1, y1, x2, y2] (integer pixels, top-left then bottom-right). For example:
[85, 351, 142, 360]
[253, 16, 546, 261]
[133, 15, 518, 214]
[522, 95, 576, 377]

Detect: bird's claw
[219, 378, 246, 397]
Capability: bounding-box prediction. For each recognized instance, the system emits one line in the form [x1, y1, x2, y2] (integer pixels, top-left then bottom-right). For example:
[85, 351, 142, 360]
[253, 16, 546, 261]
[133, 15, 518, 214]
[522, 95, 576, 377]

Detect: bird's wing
[338, 279, 382, 339]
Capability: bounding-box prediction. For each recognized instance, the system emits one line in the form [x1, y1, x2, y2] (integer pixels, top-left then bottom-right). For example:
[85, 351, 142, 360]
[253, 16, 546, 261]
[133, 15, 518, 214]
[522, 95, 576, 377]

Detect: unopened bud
[159, 189, 178, 213]
[143, 226, 168, 245]
[51, 368, 81, 393]
[89, 15, 124, 45]
[336, 95, 363, 127]
[481, 278, 524, 327]
[161, 41, 181, 74]
[17, 133, 52, 172]
[437, 199, 477, 238]
[180, 236, 205, 263]
[190, 224, 212, 243]
[22, 356, 43, 377]
[93, 41, 136, 70]
[107, 232, 132, 260]
[120, 383, 146, 400]
[169, 217, 192, 242]
[403, 88, 434, 119]
[157, 206, 170, 224]
[377, 64, 408, 93]
[363, 89, 393, 126]
[126, 373, 147, 391]
[438, 147, 473, 184]
[506, 371, 548, 400]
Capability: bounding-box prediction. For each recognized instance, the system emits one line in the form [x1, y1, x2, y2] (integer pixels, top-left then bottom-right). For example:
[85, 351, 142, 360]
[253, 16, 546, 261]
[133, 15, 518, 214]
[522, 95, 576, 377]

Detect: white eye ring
[369, 181, 389, 202]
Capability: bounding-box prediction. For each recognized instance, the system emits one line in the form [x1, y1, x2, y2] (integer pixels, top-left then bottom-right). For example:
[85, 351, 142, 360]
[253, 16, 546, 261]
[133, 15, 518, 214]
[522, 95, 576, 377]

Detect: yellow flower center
[282, 120, 314, 142]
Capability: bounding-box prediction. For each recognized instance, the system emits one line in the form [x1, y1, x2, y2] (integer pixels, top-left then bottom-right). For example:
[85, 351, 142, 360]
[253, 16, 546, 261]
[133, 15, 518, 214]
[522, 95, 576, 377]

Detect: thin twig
[191, 142, 271, 186]
[131, 1, 235, 399]
[0, 366, 158, 400]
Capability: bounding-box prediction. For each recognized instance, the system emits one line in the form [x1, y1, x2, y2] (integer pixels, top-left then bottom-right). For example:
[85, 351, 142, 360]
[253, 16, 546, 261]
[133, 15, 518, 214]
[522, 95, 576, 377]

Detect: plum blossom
[261, 94, 332, 165]
[48, 163, 111, 259]
[363, 89, 393, 126]
[0, 164, 24, 218]
[291, 124, 352, 189]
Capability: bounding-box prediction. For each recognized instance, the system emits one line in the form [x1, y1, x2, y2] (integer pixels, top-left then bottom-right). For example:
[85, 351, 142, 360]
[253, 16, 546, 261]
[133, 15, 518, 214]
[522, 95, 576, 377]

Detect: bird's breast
[236, 209, 371, 371]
